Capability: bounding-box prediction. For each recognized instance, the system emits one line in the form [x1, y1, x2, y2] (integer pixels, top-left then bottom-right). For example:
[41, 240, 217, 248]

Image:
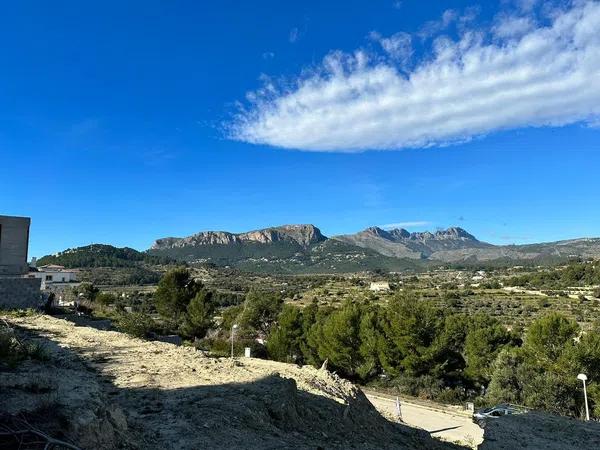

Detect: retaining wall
[0, 277, 42, 309]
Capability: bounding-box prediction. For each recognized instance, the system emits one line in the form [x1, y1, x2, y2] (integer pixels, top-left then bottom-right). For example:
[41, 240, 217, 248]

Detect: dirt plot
[2, 315, 463, 449]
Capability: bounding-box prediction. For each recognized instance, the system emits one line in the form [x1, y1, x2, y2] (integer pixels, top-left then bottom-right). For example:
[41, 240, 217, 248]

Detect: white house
[28, 265, 79, 289]
[369, 281, 391, 292]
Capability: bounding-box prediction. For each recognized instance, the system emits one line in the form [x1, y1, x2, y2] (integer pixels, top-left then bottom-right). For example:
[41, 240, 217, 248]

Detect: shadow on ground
[1, 320, 466, 450]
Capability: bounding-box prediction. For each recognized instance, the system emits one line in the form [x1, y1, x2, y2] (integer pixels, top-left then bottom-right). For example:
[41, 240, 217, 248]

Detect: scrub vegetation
[66, 259, 600, 419]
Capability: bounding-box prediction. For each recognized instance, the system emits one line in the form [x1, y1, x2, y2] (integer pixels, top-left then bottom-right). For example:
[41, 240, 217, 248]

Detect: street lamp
[577, 373, 590, 421]
[231, 324, 238, 359]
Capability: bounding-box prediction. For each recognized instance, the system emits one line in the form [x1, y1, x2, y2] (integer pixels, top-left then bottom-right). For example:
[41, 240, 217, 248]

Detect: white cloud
[229, 1, 600, 152]
[417, 9, 458, 39]
[370, 31, 412, 66]
[492, 15, 535, 38]
[380, 221, 432, 229]
[517, 0, 540, 13]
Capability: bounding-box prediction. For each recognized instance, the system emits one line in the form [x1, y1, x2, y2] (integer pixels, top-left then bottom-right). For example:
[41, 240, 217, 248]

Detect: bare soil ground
[479, 411, 600, 450]
[1, 314, 463, 450]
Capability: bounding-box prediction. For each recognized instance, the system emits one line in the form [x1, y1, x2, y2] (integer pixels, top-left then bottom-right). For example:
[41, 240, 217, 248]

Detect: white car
[473, 405, 521, 427]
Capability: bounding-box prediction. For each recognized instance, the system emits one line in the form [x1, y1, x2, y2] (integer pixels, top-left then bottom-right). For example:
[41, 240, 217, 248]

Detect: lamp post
[577, 373, 590, 421]
[231, 324, 238, 359]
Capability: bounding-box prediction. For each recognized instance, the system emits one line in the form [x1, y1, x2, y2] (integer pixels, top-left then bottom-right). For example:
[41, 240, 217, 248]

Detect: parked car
[473, 404, 522, 427]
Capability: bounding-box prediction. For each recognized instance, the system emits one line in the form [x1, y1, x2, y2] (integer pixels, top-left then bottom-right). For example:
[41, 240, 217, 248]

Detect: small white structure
[370, 281, 391, 292]
[28, 265, 79, 289]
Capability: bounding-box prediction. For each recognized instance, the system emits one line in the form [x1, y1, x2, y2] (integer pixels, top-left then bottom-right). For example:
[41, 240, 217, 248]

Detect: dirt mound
[0, 328, 129, 448]
[2, 314, 463, 449]
[479, 411, 600, 449]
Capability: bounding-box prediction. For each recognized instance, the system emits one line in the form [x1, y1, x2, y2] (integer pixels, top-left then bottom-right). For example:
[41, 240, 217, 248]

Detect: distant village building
[471, 270, 487, 281]
[369, 281, 391, 292]
[0, 215, 42, 309]
[28, 264, 79, 289]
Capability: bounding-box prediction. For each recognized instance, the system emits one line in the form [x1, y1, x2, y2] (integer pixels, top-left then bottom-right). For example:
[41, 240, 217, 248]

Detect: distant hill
[42, 226, 600, 276]
[148, 225, 424, 274]
[333, 226, 491, 259]
[37, 244, 173, 268]
[334, 227, 600, 264]
[149, 224, 600, 273]
[151, 224, 326, 250]
[36, 244, 178, 285]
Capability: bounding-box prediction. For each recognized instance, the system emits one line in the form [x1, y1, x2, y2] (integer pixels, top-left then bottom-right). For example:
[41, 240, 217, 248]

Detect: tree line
[508, 261, 600, 290]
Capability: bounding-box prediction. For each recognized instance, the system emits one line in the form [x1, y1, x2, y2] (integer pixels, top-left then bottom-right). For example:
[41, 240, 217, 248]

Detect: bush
[96, 292, 117, 306]
[436, 387, 466, 404]
[537, 297, 550, 308]
[116, 312, 156, 338]
[0, 324, 49, 367]
[389, 374, 445, 400]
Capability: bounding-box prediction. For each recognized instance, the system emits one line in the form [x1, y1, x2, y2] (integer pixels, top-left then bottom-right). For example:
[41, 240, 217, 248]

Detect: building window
[45, 275, 53, 281]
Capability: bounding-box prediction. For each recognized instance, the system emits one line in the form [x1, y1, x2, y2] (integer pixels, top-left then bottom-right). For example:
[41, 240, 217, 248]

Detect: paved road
[366, 392, 483, 448]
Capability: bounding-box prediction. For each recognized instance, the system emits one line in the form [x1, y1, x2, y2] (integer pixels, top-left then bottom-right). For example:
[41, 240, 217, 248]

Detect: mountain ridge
[333, 226, 492, 259]
[39, 225, 600, 274]
[148, 224, 600, 271]
[151, 224, 326, 250]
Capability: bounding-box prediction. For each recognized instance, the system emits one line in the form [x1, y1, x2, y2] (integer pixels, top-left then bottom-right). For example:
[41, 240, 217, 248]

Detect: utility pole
[578, 373, 590, 421]
[231, 324, 238, 360]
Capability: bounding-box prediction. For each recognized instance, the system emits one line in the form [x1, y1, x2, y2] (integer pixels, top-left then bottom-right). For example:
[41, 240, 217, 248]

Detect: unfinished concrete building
[0, 215, 41, 309]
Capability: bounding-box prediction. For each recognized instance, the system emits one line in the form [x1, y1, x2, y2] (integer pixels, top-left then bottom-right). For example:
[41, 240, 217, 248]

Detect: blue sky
[1, 0, 599, 257]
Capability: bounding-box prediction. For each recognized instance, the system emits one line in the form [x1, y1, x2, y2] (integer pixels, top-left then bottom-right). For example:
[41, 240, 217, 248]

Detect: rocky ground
[1, 314, 462, 449]
[479, 411, 600, 450]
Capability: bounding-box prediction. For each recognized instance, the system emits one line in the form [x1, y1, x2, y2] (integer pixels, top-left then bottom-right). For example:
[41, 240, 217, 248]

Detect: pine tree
[155, 268, 203, 320]
[182, 290, 215, 338]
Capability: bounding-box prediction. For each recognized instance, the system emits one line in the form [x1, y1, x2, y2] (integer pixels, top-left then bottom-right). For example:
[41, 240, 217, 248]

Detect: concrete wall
[0, 215, 31, 276]
[0, 277, 42, 309]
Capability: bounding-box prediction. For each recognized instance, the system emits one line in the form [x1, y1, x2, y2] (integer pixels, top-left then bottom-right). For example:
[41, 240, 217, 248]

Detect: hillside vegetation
[508, 260, 600, 290]
[37, 244, 173, 268]
[150, 238, 424, 274]
[71, 264, 600, 421]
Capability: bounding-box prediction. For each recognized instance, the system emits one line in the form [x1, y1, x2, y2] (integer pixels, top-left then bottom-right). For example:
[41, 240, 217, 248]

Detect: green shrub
[96, 292, 117, 306]
[0, 324, 49, 367]
[116, 312, 156, 338]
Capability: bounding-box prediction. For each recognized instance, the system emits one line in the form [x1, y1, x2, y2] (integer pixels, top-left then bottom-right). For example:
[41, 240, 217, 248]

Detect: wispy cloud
[380, 221, 432, 229]
[369, 31, 412, 67]
[289, 27, 299, 43]
[230, 1, 600, 152]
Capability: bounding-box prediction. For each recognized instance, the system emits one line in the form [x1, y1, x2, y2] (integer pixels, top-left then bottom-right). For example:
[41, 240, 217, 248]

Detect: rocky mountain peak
[151, 224, 326, 250]
[434, 227, 477, 240]
[362, 226, 394, 240]
[255, 224, 326, 247]
[389, 228, 411, 239]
